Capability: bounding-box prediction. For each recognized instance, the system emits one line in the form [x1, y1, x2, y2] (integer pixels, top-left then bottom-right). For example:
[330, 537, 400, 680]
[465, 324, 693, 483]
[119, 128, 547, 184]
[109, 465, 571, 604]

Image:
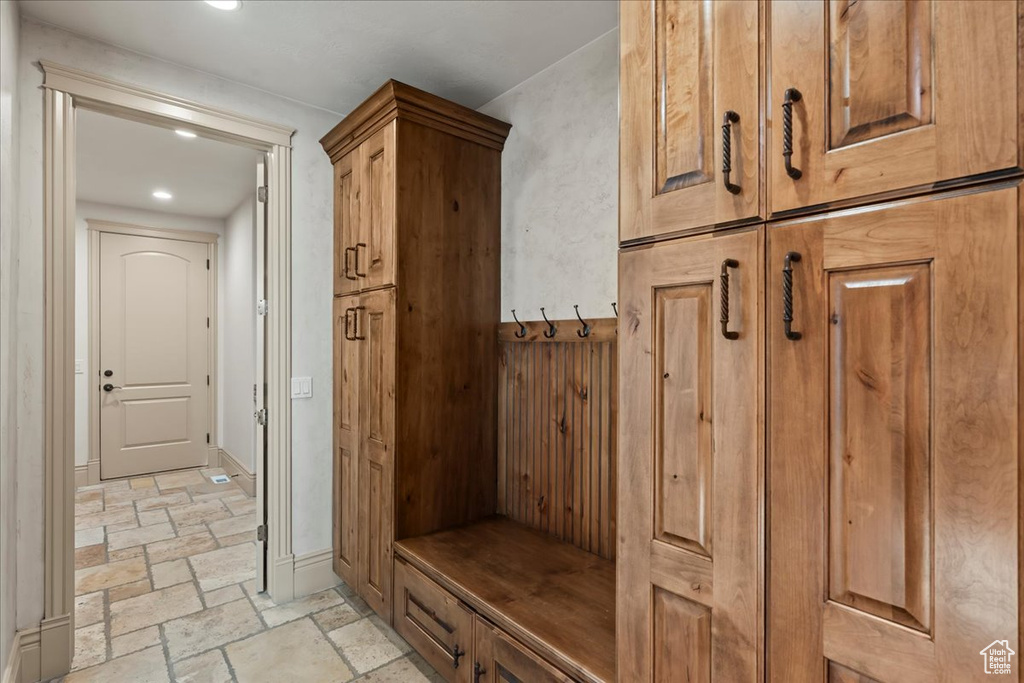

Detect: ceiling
[77, 108, 261, 218]
[20, 0, 618, 115]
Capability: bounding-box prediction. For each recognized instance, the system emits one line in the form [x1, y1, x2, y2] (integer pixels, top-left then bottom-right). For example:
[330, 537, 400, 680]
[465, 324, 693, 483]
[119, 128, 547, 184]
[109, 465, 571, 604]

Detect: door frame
[39, 60, 296, 679]
[85, 221, 219, 484]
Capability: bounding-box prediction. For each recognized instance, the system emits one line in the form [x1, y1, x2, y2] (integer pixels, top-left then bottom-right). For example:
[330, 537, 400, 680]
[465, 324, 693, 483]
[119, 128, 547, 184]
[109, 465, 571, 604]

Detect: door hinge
[206, 433, 210, 444]
[207, 375, 210, 386]
[255, 407, 267, 426]
[256, 524, 267, 542]
[207, 317, 210, 328]
[257, 185, 268, 203]
[206, 258, 210, 270]
[257, 299, 268, 316]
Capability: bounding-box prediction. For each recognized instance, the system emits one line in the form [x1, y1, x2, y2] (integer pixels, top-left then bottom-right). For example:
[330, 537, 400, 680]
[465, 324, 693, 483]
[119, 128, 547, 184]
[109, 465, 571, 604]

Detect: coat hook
[540, 307, 557, 338]
[511, 309, 527, 338]
[573, 304, 592, 338]
[612, 302, 618, 317]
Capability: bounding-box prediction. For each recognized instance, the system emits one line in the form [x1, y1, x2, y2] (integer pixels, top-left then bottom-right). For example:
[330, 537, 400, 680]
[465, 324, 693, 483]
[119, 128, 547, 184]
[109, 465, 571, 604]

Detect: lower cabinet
[394, 558, 575, 683]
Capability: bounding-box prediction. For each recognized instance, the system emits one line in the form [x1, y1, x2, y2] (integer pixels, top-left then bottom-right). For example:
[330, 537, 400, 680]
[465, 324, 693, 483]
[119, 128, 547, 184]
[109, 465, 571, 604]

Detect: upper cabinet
[620, 0, 762, 243]
[769, 0, 1020, 214]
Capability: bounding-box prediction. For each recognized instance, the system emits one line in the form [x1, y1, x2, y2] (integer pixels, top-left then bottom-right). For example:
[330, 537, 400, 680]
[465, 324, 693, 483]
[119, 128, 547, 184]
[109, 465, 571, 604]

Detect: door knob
[102, 383, 123, 392]
[103, 369, 113, 377]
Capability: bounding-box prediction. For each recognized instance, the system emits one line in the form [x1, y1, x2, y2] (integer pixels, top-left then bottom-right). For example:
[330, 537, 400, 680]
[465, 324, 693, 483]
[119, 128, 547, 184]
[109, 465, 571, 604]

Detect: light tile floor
[61, 469, 441, 682]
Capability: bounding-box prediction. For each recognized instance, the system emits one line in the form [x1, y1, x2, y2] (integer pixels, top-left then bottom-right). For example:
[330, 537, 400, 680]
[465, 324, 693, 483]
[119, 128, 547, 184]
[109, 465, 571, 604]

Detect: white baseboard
[7, 614, 71, 683]
[1, 630, 22, 683]
[74, 461, 100, 489]
[217, 448, 255, 498]
[293, 549, 340, 599]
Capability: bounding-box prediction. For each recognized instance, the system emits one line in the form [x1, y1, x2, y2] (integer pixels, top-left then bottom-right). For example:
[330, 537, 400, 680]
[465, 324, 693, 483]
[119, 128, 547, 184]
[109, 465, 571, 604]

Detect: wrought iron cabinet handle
[451, 644, 466, 669]
[354, 242, 368, 277]
[343, 307, 356, 341]
[720, 259, 740, 340]
[783, 251, 802, 340]
[721, 110, 741, 194]
[352, 306, 366, 341]
[343, 246, 358, 280]
[474, 662, 486, 682]
[782, 88, 803, 180]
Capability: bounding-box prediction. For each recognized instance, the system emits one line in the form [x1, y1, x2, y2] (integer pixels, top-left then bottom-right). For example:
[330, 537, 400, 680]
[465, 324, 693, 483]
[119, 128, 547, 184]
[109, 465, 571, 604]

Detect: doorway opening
[70, 109, 270, 671]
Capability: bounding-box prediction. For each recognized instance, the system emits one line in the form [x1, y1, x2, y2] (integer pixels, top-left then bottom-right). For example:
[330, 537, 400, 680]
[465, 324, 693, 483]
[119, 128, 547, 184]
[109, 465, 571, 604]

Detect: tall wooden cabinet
[323, 81, 510, 623]
[620, 2, 1021, 682]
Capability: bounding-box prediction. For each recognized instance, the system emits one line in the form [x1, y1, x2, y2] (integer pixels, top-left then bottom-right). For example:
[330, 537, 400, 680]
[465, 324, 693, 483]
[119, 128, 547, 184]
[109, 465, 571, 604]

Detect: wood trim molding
[42, 64, 296, 678]
[319, 79, 512, 161]
[218, 448, 256, 498]
[84, 218, 220, 243]
[40, 60, 294, 148]
[293, 548, 341, 598]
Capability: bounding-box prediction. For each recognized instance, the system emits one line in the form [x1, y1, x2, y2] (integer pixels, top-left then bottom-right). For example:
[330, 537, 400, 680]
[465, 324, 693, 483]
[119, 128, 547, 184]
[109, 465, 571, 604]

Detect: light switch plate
[75, 359, 85, 374]
[290, 377, 312, 399]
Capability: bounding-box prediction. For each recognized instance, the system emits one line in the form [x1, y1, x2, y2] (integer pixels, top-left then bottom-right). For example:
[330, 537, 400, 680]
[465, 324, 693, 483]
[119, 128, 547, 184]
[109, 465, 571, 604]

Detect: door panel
[770, 1, 1019, 213]
[473, 617, 571, 683]
[620, 0, 761, 242]
[618, 228, 763, 682]
[768, 186, 1020, 682]
[334, 152, 359, 296]
[358, 287, 395, 621]
[358, 122, 396, 290]
[99, 232, 210, 479]
[333, 295, 360, 587]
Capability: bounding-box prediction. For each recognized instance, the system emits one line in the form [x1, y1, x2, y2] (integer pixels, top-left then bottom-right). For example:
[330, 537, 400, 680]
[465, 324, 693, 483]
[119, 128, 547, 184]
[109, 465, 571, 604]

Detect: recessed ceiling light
[175, 129, 197, 139]
[152, 190, 173, 200]
[204, 0, 240, 10]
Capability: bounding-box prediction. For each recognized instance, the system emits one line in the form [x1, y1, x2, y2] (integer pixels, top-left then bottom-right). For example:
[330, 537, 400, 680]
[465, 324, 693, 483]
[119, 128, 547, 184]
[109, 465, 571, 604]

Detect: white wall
[478, 29, 618, 324]
[0, 0, 20, 670]
[16, 17, 341, 627]
[73, 201, 226, 468]
[221, 194, 256, 470]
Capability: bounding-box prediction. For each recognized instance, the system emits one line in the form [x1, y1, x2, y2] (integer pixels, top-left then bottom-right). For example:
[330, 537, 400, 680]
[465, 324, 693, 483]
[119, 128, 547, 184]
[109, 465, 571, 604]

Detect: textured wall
[16, 17, 342, 626]
[478, 29, 618, 325]
[0, 0, 20, 667]
[73, 201, 227, 468]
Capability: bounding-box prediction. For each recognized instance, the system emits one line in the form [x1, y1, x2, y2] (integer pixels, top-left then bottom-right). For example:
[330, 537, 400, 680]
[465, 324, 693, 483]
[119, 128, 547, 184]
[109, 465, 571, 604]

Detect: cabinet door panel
[621, 0, 761, 242]
[334, 152, 359, 295]
[473, 618, 571, 683]
[358, 287, 395, 622]
[618, 229, 763, 682]
[358, 122, 396, 290]
[768, 186, 1020, 682]
[770, 1, 1019, 213]
[333, 296, 360, 587]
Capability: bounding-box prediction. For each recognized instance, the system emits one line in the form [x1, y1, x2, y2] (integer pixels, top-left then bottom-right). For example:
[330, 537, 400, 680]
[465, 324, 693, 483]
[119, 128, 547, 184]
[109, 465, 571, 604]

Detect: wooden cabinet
[769, 0, 1020, 214]
[618, 228, 763, 682]
[619, 0, 762, 242]
[473, 618, 572, 683]
[768, 186, 1020, 682]
[323, 81, 509, 624]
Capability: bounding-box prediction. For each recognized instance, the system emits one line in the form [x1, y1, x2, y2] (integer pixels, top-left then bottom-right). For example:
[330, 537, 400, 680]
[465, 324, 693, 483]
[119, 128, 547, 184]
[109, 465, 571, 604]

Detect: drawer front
[393, 559, 474, 683]
[473, 617, 572, 683]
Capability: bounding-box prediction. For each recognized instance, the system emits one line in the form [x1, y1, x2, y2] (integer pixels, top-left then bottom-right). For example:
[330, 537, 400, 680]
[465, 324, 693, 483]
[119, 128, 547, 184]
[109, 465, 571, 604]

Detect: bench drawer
[393, 558, 474, 682]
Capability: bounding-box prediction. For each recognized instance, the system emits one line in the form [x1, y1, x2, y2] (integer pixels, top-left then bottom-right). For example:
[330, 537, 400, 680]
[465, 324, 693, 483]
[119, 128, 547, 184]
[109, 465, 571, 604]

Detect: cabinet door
[333, 296, 360, 587]
[357, 121, 397, 291]
[769, 1, 1019, 214]
[473, 618, 571, 683]
[334, 151, 360, 296]
[768, 187, 1019, 682]
[620, 0, 762, 243]
[393, 558, 474, 683]
[618, 229, 763, 682]
[357, 287, 396, 622]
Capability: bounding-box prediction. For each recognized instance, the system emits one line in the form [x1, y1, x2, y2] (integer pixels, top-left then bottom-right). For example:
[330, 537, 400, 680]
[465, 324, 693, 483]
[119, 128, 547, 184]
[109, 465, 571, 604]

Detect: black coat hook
[573, 305, 591, 338]
[540, 307, 557, 338]
[612, 302, 618, 317]
[511, 309, 527, 338]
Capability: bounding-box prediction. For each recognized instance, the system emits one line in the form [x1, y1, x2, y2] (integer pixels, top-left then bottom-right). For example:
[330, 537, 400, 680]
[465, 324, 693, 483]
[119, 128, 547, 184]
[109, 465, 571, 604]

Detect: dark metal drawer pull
[354, 242, 368, 277]
[720, 258, 740, 340]
[722, 110, 741, 194]
[783, 251, 802, 340]
[343, 246, 358, 280]
[782, 88, 802, 180]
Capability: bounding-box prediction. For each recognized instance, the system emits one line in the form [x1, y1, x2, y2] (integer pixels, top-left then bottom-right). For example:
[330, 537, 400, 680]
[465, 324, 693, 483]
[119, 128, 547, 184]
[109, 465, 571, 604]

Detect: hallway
[67, 472, 439, 682]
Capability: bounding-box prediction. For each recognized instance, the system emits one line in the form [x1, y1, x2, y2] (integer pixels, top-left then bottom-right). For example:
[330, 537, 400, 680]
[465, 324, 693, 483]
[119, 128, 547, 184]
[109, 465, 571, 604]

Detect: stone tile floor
[60, 469, 441, 682]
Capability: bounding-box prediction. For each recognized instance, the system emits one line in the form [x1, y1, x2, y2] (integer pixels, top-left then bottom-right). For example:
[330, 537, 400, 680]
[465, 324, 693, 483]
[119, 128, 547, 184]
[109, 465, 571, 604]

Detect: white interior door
[254, 159, 268, 590]
[99, 231, 211, 479]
